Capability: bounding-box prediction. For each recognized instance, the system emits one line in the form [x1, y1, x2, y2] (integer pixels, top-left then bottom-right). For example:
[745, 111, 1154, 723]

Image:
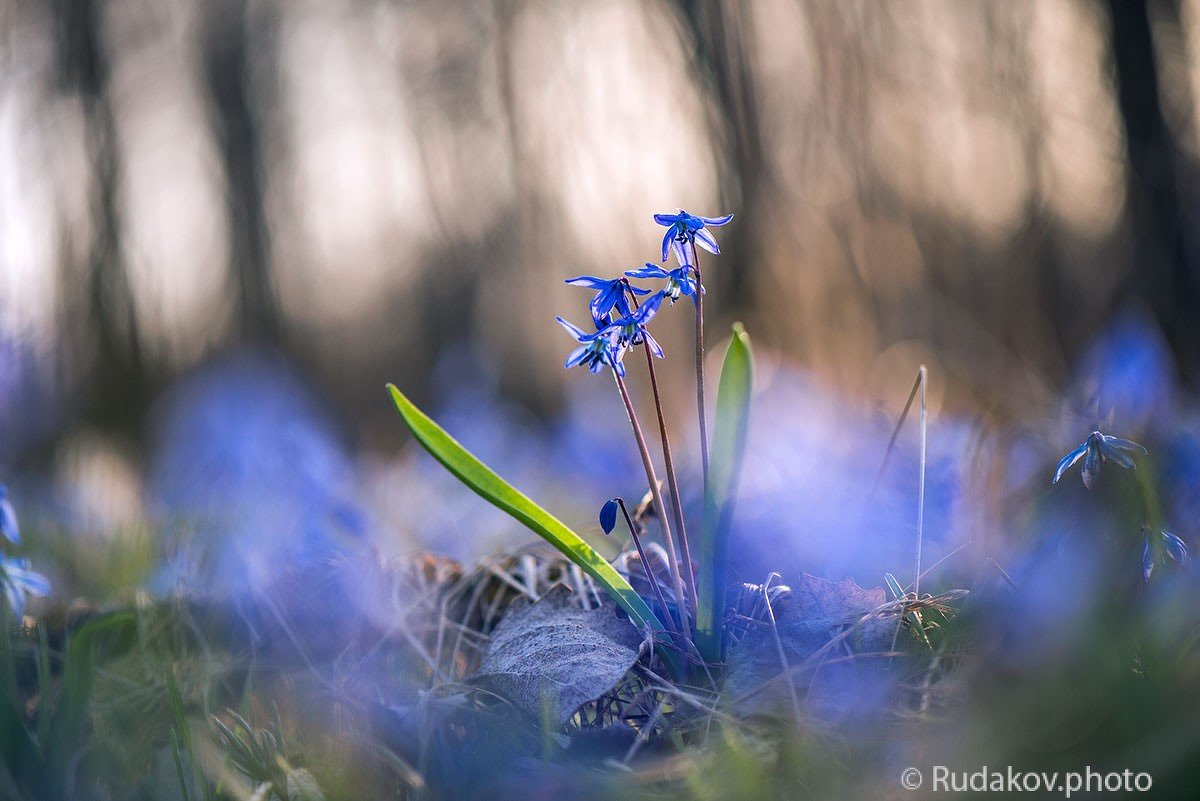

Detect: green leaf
[387, 384, 667, 635]
[45, 611, 138, 798]
[696, 324, 754, 662]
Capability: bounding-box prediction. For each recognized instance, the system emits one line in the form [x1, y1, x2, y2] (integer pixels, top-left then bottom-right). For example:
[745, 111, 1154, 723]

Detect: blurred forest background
[2, 0, 1200, 547]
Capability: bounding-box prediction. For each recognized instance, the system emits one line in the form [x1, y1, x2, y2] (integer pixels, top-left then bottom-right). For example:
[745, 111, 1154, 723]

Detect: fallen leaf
[474, 585, 647, 727]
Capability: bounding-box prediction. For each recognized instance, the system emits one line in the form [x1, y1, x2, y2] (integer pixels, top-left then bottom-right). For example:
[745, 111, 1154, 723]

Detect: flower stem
[615, 498, 677, 633]
[641, 345, 699, 620]
[613, 370, 691, 632]
[914, 364, 927, 601]
[692, 247, 711, 509]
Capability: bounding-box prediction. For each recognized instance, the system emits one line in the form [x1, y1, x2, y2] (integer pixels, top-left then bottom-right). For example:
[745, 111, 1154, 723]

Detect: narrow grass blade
[387, 384, 667, 634]
[696, 325, 754, 662]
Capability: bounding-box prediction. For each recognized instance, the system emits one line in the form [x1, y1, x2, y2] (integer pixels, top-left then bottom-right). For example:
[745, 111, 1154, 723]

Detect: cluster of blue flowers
[0, 484, 50, 619]
[557, 210, 732, 377]
[1052, 431, 1189, 583]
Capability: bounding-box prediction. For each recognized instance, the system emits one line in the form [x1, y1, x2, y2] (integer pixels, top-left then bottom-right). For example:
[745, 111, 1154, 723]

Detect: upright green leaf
[696, 324, 754, 662]
[387, 384, 667, 635]
[45, 611, 137, 799]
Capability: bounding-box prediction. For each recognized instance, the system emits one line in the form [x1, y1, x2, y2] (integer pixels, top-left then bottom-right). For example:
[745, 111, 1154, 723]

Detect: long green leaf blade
[696, 324, 754, 662]
[386, 384, 667, 634]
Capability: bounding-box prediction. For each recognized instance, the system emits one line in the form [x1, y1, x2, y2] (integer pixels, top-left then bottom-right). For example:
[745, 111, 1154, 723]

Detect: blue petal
[590, 284, 621, 322]
[1082, 444, 1101, 489]
[1052, 441, 1089, 484]
[660, 229, 674, 262]
[627, 264, 668, 280]
[697, 213, 734, 226]
[670, 237, 691, 266]
[1162, 531, 1189, 564]
[565, 345, 590, 369]
[556, 316, 588, 341]
[653, 213, 679, 227]
[694, 227, 720, 254]
[644, 330, 665, 359]
[0, 496, 19, 545]
[1102, 435, 1148, 455]
[599, 499, 619, 535]
[564, 275, 610, 289]
[10, 565, 50, 596]
[579, 324, 616, 343]
[636, 292, 665, 322]
[1142, 538, 1155, 583]
[1103, 446, 1136, 470]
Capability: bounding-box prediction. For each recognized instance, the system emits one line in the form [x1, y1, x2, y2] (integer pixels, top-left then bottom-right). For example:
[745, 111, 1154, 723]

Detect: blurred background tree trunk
[1107, 0, 1200, 380]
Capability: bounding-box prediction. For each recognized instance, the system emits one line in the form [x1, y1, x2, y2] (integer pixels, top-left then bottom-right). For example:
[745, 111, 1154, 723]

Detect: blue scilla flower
[0, 485, 18, 545]
[1052, 430, 1148, 489]
[599, 498, 620, 535]
[609, 292, 666, 359]
[557, 317, 627, 377]
[625, 263, 702, 304]
[653, 209, 734, 263]
[564, 275, 652, 326]
[0, 556, 49, 619]
[1142, 528, 1189, 583]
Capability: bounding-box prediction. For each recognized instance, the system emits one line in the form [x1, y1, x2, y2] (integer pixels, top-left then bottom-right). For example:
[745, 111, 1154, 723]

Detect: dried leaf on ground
[726, 573, 895, 718]
[474, 584, 647, 727]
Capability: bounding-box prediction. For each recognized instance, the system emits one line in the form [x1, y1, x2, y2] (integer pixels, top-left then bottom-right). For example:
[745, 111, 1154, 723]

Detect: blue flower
[1, 556, 49, 619]
[0, 485, 18, 545]
[1052, 431, 1148, 489]
[557, 317, 627, 377]
[599, 498, 620, 535]
[564, 275, 652, 326]
[653, 210, 734, 263]
[1142, 528, 1189, 583]
[608, 292, 666, 359]
[624, 263, 702, 304]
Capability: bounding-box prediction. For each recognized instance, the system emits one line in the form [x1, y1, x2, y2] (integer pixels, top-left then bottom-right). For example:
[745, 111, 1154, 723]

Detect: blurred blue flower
[1052, 431, 1147, 489]
[1073, 313, 1175, 431]
[564, 276, 651, 326]
[0, 556, 49, 619]
[1142, 528, 1189, 583]
[149, 350, 367, 595]
[625, 263, 701, 304]
[653, 210, 734, 263]
[0, 485, 19, 545]
[556, 317, 627, 377]
[599, 498, 619, 535]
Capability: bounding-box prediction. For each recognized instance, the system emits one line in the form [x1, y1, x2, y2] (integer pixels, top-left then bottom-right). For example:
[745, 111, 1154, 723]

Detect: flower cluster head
[653, 210, 734, 265]
[0, 484, 49, 620]
[557, 293, 665, 378]
[1052, 430, 1147, 489]
[1141, 528, 1189, 583]
[558, 210, 732, 378]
